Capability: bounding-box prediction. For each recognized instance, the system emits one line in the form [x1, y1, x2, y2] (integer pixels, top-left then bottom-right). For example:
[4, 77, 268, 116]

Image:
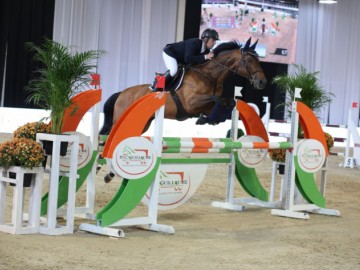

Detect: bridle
[191, 50, 263, 86]
[212, 50, 263, 85]
[188, 49, 264, 93]
[240, 50, 264, 86]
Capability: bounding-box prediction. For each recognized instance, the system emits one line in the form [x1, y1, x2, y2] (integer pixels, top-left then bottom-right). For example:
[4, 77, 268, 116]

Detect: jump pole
[213, 88, 340, 220]
[80, 89, 341, 238]
[80, 92, 175, 238]
[271, 99, 340, 219]
[343, 102, 360, 168]
[212, 88, 283, 211]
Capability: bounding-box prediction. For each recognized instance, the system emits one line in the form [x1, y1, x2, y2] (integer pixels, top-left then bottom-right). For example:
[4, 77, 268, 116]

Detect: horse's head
[240, 38, 267, 89]
[212, 39, 267, 90]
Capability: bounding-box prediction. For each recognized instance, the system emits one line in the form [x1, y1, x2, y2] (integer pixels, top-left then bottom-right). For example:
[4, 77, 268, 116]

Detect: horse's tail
[99, 91, 121, 135]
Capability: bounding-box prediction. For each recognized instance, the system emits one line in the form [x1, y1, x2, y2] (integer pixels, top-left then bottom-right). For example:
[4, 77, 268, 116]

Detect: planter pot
[278, 164, 285, 175]
[9, 157, 47, 187]
[9, 173, 33, 187]
[42, 140, 68, 156]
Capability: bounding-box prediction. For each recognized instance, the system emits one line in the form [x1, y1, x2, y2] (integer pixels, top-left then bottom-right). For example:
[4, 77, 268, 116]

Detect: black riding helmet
[201, 28, 219, 40]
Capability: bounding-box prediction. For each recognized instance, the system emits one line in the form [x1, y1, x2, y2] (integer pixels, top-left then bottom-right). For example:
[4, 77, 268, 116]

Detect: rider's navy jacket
[163, 38, 209, 65]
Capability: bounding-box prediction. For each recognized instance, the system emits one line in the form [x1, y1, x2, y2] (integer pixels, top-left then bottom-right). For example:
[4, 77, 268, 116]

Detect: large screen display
[200, 0, 299, 64]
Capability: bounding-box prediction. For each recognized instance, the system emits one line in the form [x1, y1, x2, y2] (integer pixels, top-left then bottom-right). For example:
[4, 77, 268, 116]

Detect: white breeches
[163, 52, 178, 77]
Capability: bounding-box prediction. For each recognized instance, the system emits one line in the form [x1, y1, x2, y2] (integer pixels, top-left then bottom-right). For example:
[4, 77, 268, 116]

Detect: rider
[150, 28, 219, 91]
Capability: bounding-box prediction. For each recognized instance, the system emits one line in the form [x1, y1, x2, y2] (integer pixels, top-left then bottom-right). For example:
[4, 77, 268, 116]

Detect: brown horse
[100, 38, 267, 135]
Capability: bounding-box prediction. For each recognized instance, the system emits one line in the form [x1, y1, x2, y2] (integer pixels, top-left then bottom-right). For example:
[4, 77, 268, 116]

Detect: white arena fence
[0, 106, 359, 168]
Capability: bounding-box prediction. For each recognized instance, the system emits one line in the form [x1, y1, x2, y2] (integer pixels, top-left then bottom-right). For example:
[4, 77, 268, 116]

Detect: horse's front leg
[186, 94, 217, 116]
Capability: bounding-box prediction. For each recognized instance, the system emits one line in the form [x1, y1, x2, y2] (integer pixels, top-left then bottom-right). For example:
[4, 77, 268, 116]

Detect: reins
[189, 50, 262, 88]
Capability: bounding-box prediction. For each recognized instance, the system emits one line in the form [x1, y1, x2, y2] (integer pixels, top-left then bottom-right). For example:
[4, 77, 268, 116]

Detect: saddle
[153, 65, 186, 92]
[152, 66, 193, 121]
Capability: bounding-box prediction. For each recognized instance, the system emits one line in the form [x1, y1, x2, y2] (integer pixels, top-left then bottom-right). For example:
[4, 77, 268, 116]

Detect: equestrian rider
[150, 28, 219, 90]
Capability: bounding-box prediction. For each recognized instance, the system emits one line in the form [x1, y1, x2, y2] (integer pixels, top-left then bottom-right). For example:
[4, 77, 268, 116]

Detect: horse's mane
[212, 40, 242, 57]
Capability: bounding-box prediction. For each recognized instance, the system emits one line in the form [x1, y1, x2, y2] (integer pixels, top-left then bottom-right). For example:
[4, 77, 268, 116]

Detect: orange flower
[269, 148, 286, 162]
[13, 122, 51, 141]
[0, 138, 44, 169]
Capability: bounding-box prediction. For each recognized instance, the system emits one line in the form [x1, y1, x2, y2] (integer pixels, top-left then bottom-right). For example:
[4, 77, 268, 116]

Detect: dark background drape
[0, 0, 55, 108]
[1, 0, 284, 119]
[184, 0, 286, 119]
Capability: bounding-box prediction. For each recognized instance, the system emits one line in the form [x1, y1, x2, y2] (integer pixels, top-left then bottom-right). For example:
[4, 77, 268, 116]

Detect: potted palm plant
[25, 39, 104, 155]
[272, 64, 334, 119]
[26, 38, 104, 134]
[270, 64, 334, 173]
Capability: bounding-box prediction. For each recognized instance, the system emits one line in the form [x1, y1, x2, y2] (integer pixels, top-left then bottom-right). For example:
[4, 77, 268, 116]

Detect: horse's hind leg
[99, 92, 120, 135]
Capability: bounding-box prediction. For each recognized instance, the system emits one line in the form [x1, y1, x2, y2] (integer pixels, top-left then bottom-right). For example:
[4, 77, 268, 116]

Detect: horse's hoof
[196, 115, 207, 125]
[104, 174, 112, 183]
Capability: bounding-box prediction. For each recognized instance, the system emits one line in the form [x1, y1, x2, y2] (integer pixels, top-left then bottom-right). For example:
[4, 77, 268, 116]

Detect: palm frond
[272, 64, 334, 116]
[25, 38, 105, 134]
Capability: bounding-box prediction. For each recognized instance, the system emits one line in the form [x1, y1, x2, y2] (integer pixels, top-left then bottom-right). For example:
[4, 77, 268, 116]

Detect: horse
[99, 38, 267, 136]
[99, 38, 267, 183]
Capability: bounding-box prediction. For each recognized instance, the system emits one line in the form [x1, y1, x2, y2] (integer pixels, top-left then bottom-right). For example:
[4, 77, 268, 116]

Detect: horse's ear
[250, 39, 258, 50]
[244, 38, 251, 50]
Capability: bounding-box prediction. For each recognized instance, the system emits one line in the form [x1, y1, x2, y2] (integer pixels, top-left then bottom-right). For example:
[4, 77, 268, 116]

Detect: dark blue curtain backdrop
[1, 0, 284, 119]
[0, 0, 55, 108]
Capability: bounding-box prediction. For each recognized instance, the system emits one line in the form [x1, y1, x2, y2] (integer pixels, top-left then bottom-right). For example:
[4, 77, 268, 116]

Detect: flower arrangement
[269, 148, 286, 163]
[324, 132, 334, 151]
[13, 121, 51, 141]
[0, 138, 44, 170]
[0, 140, 16, 169]
[269, 132, 335, 163]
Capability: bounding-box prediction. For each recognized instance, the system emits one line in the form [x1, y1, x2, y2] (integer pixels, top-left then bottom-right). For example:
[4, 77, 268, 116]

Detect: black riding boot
[164, 72, 173, 88]
[150, 78, 158, 91]
[150, 70, 173, 92]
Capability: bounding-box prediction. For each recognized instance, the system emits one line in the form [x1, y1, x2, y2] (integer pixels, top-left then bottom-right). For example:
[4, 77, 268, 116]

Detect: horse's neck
[199, 51, 240, 82]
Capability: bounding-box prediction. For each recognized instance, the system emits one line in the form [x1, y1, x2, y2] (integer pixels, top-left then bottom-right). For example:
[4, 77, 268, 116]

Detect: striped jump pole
[161, 137, 293, 153]
[81, 88, 341, 238]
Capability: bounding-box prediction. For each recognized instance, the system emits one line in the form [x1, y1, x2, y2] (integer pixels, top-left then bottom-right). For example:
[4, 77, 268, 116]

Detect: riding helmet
[201, 28, 219, 40]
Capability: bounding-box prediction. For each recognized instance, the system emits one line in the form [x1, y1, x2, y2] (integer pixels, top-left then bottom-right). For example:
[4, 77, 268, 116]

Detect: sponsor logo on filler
[239, 148, 267, 167]
[159, 171, 189, 193]
[113, 137, 156, 179]
[119, 145, 152, 165]
[237, 135, 267, 168]
[60, 132, 92, 172]
[146, 170, 191, 206]
[297, 139, 325, 173]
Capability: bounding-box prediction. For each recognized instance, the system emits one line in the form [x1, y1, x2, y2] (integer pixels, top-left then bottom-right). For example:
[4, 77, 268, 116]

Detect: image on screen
[200, 0, 299, 64]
